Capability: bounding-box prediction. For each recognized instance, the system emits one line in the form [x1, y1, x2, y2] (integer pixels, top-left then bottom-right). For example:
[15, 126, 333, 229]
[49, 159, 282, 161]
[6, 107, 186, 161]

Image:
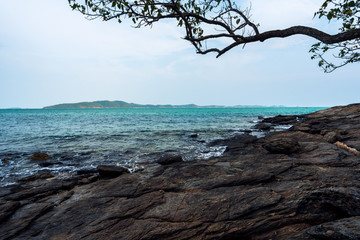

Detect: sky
[0, 0, 359, 108]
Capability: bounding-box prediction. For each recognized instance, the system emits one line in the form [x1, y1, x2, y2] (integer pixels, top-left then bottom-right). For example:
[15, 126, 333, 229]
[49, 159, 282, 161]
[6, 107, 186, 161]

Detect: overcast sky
[0, 0, 359, 108]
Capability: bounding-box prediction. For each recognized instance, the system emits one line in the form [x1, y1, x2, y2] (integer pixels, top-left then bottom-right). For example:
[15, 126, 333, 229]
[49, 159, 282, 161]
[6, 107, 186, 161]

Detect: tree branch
[187, 26, 360, 57]
[69, 0, 360, 71]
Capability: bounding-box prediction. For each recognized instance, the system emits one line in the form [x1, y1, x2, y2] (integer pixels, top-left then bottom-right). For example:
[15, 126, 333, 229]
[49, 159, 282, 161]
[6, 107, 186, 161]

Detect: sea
[0, 107, 325, 186]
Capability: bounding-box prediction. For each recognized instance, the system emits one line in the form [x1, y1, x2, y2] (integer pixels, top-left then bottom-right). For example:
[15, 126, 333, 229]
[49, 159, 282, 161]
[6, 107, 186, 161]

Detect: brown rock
[323, 131, 339, 143]
[29, 153, 50, 161]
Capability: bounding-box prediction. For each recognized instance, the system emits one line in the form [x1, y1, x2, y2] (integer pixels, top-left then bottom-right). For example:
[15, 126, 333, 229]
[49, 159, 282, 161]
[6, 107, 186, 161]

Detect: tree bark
[254, 26, 360, 44]
[208, 26, 360, 57]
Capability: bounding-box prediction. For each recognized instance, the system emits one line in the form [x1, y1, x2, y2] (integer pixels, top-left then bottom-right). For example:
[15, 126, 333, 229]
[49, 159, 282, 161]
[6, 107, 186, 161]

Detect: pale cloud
[0, 1, 190, 61]
[236, 0, 333, 50]
[246, 0, 325, 30]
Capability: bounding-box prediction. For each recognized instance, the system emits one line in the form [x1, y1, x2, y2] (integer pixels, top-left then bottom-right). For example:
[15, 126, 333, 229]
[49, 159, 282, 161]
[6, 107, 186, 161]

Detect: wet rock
[77, 168, 98, 175]
[239, 129, 252, 134]
[223, 134, 258, 155]
[189, 133, 199, 138]
[29, 153, 50, 161]
[157, 154, 183, 165]
[97, 165, 129, 178]
[209, 134, 257, 147]
[263, 137, 300, 154]
[1, 158, 10, 164]
[38, 161, 62, 167]
[253, 122, 272, 131]
[262, 114, 303, 125]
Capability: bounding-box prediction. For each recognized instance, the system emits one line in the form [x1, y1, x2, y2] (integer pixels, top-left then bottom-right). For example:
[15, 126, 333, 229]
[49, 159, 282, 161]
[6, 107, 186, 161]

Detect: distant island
[43, 100, 284, 109]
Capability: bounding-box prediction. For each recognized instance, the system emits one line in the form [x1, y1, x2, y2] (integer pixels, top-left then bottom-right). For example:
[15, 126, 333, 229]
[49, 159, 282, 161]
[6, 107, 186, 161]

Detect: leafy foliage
[311, 0, 360, 72]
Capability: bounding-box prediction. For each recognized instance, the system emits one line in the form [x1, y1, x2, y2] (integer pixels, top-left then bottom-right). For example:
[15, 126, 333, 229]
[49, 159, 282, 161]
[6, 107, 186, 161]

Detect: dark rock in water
[157, 154, 183, 165]
[189, 133, 199, 138]
[124, 150, 135, 154]
[210, 134, 257, 155]
[97, 165, 129, 178]
[253, 122, 272, 131]
[77, 168, 98, 175]
[1, 158, 10, 164]
[58, 155, 75, 161]
[240, 129, 252, 134]
[263, 114, 302, 125]
[29, 153, 50, 161]
[209, 134, 256, 147]
[258, 116, 264, 120]
[38, 161, 62, 167]
[263, 136, 300, 154]
[18, 172, 54, 182]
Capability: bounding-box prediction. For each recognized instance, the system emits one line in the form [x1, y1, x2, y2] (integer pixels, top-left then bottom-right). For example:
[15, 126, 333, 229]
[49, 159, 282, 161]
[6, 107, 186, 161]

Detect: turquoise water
[0, 107, 325, 185]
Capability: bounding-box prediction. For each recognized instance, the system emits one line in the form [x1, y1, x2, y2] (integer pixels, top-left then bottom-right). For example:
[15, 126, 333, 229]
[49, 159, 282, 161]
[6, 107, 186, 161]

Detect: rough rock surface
[262, 135, 301, 154]
[97, 165, 130, 178]
[1, 103, 360, 239]
[156, 154, 183, 165]
[253, 122, 272, 131]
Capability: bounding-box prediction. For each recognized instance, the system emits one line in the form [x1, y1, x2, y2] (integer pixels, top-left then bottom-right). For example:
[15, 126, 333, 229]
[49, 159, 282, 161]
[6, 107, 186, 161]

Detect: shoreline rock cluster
[1, 103, 360, 239]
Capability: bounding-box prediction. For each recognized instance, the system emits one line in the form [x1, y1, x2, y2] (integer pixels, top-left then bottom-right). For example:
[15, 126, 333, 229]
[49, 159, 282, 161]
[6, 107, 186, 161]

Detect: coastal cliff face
[1, 104, 360, 240]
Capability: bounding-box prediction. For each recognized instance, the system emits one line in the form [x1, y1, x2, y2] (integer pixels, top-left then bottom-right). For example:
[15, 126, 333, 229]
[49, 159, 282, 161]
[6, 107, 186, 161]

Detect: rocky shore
[1, 103, 360, 239]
